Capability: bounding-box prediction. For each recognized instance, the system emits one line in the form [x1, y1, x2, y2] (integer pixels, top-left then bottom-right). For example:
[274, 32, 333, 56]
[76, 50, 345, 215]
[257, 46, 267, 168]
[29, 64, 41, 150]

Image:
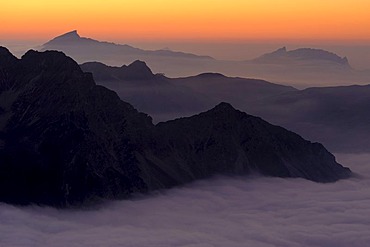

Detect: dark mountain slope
[0, 47, 351, 207]
[140, 102, 350, 189]
[0, 47, 152, 206]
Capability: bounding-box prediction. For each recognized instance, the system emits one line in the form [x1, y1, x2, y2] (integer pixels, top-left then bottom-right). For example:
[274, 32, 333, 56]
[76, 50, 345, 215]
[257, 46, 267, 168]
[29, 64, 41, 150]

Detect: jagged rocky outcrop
[0, 47, 351, 207]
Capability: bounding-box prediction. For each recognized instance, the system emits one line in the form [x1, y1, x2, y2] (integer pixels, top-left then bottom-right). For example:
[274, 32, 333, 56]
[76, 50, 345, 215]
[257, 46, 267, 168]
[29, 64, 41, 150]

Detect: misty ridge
[0, 47, 352, 207]
[81, 59, 370, 153]
[40, 31, 370, 88]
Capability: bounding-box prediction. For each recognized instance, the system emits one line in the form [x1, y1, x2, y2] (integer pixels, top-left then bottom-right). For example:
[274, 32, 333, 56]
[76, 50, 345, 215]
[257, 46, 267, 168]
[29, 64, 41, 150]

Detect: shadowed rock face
[144, 103, 351, 189]
[0, 47, 153, 206]
[0, 47, 351, 207]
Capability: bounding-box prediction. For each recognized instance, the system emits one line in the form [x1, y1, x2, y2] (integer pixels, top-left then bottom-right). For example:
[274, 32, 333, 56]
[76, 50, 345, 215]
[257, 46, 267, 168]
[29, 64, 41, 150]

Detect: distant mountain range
[41, 31, 370, 87]
[253, 46, 350, 65]
[43, 30, 213, 60]
[0, 47, 350, 206]
[81, 60, 370, 153]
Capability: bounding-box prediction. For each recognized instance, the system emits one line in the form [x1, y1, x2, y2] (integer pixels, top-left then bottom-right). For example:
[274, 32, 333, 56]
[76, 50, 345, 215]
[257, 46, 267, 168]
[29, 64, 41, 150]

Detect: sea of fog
[1, 153, 370, 247]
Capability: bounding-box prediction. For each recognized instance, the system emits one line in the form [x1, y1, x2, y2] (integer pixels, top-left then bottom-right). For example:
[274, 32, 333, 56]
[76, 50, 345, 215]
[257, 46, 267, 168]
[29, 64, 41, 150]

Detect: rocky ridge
[0, 47, 351, 206]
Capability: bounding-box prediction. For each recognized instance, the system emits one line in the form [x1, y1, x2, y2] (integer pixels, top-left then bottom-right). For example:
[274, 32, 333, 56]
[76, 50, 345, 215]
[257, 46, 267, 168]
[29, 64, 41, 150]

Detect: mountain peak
[44, 30, 81, 46]
[123, 60, 154, 80]
[273, 46, 287, 54]
[0, 46, 12, 55]
[0, 46, 19, 66]
[290, 48, 349, 65]
[127, 60, 151, 70]
[57, 30, 80, 39]
[21, 49, 82, 73]
[255, 47, 349, 65]
[210, 102, 237, 114]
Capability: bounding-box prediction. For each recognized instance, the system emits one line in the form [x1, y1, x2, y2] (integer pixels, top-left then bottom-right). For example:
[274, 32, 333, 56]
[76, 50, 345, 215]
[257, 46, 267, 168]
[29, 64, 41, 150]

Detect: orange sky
[1, 0, 370, 41]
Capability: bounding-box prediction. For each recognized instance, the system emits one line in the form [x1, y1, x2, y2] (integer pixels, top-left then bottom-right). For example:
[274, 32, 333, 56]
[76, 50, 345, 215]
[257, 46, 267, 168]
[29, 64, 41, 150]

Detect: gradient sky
[1, 0, 370, 41]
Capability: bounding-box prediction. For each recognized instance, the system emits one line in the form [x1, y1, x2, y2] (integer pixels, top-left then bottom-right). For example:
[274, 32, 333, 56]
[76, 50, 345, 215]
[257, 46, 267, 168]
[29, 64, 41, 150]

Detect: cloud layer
[1, 153, 370, 247]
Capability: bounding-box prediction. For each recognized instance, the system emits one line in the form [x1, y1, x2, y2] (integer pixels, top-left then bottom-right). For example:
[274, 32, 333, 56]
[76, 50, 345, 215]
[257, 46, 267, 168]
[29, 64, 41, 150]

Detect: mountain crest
[271, 46, 287, 55]
[201, 102, 243, 119]
[44, 30, 81, 45]
[122, 60, 154, 80]
[255, 47, 350, 66]
[126, 60, 152, 72]
[212, 102, 235, 111]
[0, 46, 18, 66]
[21, 49, 82, 73]
[56, 30, 80, 39]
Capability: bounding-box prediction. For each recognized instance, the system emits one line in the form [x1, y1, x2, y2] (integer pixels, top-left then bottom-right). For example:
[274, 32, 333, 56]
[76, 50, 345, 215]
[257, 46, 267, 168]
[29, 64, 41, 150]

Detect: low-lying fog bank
[1, 153, 369, 247]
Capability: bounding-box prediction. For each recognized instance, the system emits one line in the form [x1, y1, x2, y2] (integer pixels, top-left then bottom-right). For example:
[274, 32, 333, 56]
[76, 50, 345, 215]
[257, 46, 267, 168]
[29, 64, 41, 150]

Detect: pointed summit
[273, 46, 287, 54]
[44, 30, 81, 46]
[127, 60, 152, 73]
[204, 102, 241, 118]
[123, 60, 154, 80]
[213, 102, 235, 111]
[56, 30, 80, 39]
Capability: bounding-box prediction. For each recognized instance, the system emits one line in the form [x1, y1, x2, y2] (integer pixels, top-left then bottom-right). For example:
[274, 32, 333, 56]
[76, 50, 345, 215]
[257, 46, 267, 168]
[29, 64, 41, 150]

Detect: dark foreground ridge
[0, 47, 351, 207]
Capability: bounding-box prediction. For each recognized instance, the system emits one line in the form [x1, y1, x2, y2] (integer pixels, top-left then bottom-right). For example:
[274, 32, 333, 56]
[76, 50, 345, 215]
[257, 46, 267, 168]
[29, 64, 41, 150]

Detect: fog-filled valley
[1, 153, 370, 247]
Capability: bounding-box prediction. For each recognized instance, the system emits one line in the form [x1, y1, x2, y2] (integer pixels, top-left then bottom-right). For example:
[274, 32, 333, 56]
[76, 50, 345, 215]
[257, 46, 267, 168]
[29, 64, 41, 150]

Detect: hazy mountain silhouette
[41, 30, 214, 77]
[44, 31, 213, 60]
[80, 61, 296, 122]
[82, 60, 370, 152]
[247, 85, 370, 153]
[81, 61, 214, 121]
[0, 47, 350, 206]
[253, 47, 350, 65]
[40, 31, 370, 87]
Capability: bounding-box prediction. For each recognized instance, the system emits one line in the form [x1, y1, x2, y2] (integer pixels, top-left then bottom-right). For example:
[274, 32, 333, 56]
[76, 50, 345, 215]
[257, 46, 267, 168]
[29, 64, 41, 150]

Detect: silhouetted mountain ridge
[80, 61, 297, 122]
[81, 60, 370, 152]
[0, 47, 351, 207]
[43, 30, 213, 59]
[82, 60, 155, 81]
[255, 47, 349, 65]
[40, 32, 370, 87]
